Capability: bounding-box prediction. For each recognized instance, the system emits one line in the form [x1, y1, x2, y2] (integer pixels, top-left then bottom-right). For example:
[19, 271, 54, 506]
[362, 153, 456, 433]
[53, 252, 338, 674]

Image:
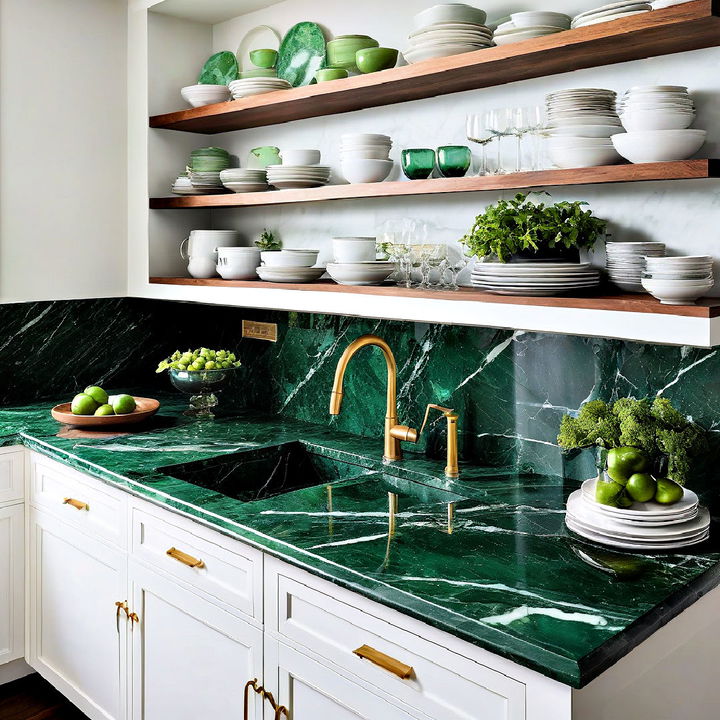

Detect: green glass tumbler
[437, 145, 472, 178]
[401, 149, 436, 180]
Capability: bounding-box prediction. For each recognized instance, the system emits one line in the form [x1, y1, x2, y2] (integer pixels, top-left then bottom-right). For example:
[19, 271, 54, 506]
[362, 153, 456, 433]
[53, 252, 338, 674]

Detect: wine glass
[486, 108, 512, 175]
[526, 105, 546, 170]
[420, 241, 447, 289]
[510, 107, 530, 174]
[466, 114, 493, 176]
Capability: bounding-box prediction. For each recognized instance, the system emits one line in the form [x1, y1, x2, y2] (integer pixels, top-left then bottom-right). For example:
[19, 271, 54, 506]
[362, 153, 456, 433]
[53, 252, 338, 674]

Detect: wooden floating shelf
[150, 160, 719, 209]
[148, 278, 720, 347]
[149, 0, 720, 134]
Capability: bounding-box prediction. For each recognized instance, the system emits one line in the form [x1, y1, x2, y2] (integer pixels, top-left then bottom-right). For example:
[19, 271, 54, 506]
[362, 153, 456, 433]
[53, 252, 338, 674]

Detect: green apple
[595, 478, 625, 506]
[626, 473, 656, 503]
[654, 477, 684, 505]
[606, 446, 649, 485]
[84, 385, 109, 405]
[94, 404, 115, 416]
[71, 393, 98, 416]
[111, 394, 136, 415]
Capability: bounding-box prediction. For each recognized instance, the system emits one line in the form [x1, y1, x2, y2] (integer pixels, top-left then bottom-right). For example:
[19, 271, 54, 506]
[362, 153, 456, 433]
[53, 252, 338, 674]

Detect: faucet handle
[418, 403, 457, 438]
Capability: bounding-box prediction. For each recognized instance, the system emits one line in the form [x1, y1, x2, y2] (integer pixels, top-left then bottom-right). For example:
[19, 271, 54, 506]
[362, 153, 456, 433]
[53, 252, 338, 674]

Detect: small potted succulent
[557, 397, 707, 507]
[460, 192, 607, 263]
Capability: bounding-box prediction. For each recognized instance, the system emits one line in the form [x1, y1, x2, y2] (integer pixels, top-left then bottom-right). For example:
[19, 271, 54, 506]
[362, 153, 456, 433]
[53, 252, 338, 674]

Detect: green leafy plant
[255, 229, 281, 251]
[558, 397, 707, 486]
[459, 192, 607, 263]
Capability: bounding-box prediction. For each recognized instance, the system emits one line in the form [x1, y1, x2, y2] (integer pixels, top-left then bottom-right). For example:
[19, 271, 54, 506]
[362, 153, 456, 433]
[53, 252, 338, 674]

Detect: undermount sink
[157, 441, 373, 503]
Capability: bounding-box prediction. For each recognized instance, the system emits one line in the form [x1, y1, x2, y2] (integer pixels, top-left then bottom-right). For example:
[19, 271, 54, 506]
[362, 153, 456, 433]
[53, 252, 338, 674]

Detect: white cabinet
[0, 503, 23, 666]
[0, 447, 24, 505]
[129, 560, 264, 720]
[27, 508, 128, 720]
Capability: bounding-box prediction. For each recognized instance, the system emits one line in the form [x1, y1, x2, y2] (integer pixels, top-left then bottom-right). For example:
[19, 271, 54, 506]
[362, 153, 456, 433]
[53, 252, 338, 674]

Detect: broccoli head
[651, 396, 689, 431]
[557, 400, 620, 449]
[613, 397, 652, 424]
[557, 415, 587, 449]
[657, 425, 708, 485]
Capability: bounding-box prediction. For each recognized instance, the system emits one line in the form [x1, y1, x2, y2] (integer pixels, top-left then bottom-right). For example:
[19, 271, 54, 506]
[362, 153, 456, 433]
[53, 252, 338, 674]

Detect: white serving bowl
[549, 144, 622, 168]
[280, 149, 321, 166]
[511, 10, 571, 27]
[341, 158, 393, 184]
[326, 261, 396, 286]
[261, 249, 319, 267]
[620, 112, 695, 132]
[216, 247, 261, 280]
[181, 84, 230, 107]
[641, 277, 713, 304]
[612, 129, 707, 163]
[412, 3, 487, 30]
[332, 237, 377, 262]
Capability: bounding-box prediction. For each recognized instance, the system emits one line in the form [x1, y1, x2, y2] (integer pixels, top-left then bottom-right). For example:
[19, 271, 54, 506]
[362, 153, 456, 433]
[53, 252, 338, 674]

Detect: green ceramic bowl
[249, 48, 278, 69]
[355, 47, 399, 73]
[315, 67, 349, 82]
[326, 35, 379, 70]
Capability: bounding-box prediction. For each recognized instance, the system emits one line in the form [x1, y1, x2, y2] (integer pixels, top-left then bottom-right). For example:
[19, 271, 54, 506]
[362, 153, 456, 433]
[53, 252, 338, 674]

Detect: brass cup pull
[166, 546, 205, 569]
[353, 644, 414, 679]
[63, 497, 89, 511]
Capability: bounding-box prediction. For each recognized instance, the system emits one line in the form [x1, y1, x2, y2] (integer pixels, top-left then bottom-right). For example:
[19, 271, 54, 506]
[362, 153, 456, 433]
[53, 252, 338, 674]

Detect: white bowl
[216, 247, 261, 280]
[642, 277, 713, 304]
[547, 124, 624, 138]
[181, 84, 230, 108]
[326, 262, 396, 286]
[341, 147, 391, 160]
[333, 237, 377, 262]
[612, 129, 707, 163]
[620, 112, 695, 132]
[412, 4, 488, 30]
[261, 249, 319, 267]
[280, 149, 321, 166]
[549, 144, 622, 168]
[511, 11, 571, 28]
[187, 256, 217, 279]
[341, 158, 393, 184]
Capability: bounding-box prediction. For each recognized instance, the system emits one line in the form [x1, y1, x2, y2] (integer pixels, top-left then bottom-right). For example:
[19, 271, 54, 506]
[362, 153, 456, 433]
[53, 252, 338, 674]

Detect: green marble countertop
[2, 395, 718, 688]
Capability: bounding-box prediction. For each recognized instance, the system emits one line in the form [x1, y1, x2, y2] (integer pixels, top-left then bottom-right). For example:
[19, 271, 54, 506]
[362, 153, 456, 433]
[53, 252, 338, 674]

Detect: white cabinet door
[267, 641, 426, 720]
[0, 503, 23, 666]
[27, 508, 127, 720]
[0, 447, 24, 505]
[129, 561, 263, 720]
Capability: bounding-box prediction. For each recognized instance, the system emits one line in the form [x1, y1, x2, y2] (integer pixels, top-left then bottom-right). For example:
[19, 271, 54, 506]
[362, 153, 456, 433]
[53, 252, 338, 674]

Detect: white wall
[0, 0, 128, 303]
[198, 0, 720, 289]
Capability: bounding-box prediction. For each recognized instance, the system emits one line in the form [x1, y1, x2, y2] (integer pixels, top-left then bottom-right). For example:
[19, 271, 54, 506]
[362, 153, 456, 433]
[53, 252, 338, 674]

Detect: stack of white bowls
[493, 11, 571, 46]
[606, 241, 666, 291]
[180, 84, 230, 108]
[404, 4, 493, 64]
[219, 168, 269, 193]
[571, 1, 652, 28]
[545, 88, 624, 168]
[181, 230, 241, 279]
[612, 85, 706, 163]
[228, 77, 291, 99]
[171, 173, 195, 195]
[340, 133, 394, 184]
[257, 249, 324, 283]
[326, 237, 396, 286]
[642, 256, 714, 304]
[216, 247, 261, 280]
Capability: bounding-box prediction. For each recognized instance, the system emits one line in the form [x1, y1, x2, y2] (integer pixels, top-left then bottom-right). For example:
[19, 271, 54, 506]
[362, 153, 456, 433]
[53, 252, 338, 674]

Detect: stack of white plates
[256, 266, 325, 283]
[494, 11, 570, 45]
[619, 85, 696, 132]
[266, 164, 331, 190]
[171, 173, 195, 195]
[228, 77, 292, 99]
[571, 1, 652, 28]
[606, 241, 666, 292]
[642, 255, 714, 304]
[326, 261, 396, 286]
[471, 262, 601, 296]
[189, 171, 227, 193]
[566, 479, 709, 550]
[651, 0, 693, 8]
[218, 168, 268, 193]
[404, 4, 493, 63]
[180, 84, 230, 108]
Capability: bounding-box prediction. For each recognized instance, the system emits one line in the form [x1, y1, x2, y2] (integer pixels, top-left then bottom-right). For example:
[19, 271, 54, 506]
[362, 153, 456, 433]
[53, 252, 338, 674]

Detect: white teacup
[333, 237, 377, 263]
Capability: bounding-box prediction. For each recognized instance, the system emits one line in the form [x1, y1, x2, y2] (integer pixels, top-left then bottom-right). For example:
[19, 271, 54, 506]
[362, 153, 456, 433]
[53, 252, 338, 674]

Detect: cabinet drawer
[0, 447, 24, 505]
[271, 571, 525, 720]
[30, 454, 126, 548]
[131, 505, 262, 621]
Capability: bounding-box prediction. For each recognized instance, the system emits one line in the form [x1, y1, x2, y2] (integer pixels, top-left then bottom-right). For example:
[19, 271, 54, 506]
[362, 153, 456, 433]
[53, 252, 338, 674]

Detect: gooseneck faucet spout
[329, 335, 417, 461]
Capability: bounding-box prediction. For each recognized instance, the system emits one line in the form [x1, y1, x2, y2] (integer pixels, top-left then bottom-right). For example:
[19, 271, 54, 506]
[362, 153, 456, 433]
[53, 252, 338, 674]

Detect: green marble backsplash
[1, 298, 718, 484]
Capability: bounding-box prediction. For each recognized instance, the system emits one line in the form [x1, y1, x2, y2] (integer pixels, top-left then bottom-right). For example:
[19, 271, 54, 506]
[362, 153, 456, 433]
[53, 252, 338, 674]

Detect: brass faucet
[329, 335, 417, 461]
[419, 404, 460, 478]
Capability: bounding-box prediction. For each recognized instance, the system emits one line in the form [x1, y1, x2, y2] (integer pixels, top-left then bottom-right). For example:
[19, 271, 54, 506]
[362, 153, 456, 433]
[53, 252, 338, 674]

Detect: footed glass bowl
[169, 368, 236, 417]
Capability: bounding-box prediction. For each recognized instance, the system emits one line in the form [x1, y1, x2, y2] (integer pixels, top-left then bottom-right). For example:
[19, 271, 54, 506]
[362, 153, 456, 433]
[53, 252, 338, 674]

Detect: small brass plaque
[242, 320, 278, 342]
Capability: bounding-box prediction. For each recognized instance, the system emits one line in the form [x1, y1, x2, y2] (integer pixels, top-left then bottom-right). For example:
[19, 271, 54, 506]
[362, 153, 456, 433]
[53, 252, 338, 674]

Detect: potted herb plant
[460, 192, 607, 263]
[255, 228, 281, 252]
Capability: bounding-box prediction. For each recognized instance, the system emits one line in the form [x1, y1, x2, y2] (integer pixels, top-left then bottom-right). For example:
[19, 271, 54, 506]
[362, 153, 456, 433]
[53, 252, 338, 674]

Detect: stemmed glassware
[487, 108, 512, 175]
[466, 114, 494, 176]
[420, 241, 448, 289]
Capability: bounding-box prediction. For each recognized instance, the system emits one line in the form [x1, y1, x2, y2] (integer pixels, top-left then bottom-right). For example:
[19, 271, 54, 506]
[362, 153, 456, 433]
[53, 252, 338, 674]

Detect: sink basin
[157, 441, 373, 503]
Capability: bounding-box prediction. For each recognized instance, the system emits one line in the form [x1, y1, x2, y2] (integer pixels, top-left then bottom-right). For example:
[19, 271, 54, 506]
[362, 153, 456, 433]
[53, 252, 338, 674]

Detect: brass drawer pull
[243, 679, 288, 720]
[63, 497, 89, 511]
[353, 644, 414, 679]
[166, 546, 205, 568]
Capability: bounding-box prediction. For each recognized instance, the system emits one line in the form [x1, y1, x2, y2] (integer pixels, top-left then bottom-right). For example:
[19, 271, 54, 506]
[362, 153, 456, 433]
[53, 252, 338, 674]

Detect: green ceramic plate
[276, 22, 326, 87]
[198, 51, 238, 84]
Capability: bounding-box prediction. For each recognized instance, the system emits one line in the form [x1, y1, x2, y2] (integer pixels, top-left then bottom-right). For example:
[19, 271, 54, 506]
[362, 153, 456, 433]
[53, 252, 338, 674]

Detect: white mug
[181, 230, 240, 260]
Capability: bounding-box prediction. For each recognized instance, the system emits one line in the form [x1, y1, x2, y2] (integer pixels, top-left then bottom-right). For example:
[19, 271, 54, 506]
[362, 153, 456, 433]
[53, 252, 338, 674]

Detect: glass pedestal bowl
[169, 368, 236, 417]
